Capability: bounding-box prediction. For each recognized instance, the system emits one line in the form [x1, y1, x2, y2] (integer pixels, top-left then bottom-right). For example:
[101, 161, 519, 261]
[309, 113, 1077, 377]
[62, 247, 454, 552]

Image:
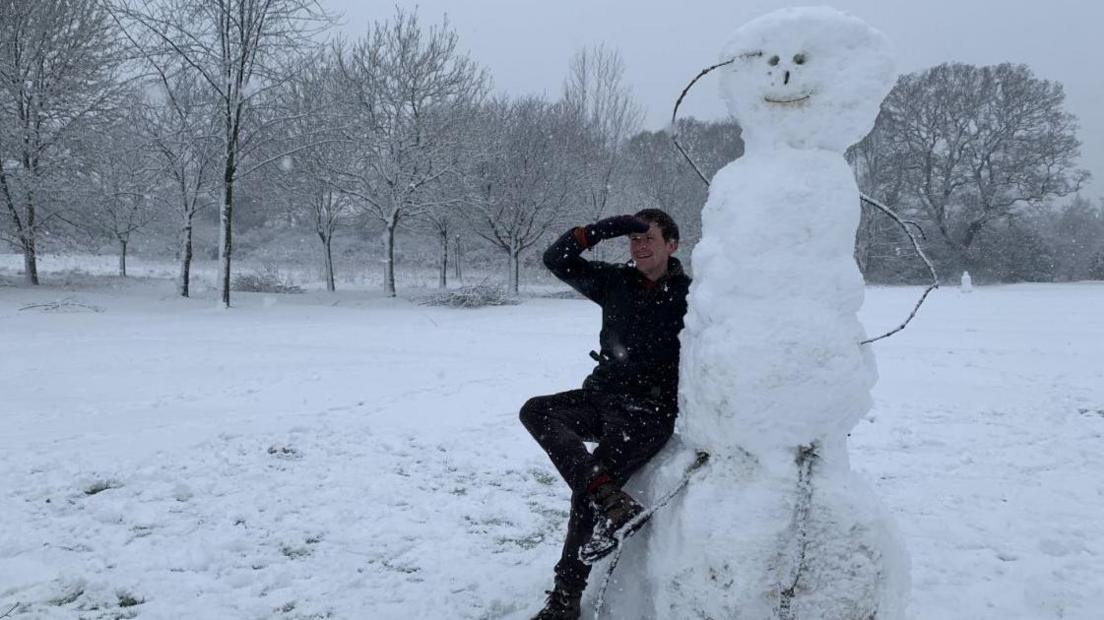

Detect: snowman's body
[598, 8, 909, 619]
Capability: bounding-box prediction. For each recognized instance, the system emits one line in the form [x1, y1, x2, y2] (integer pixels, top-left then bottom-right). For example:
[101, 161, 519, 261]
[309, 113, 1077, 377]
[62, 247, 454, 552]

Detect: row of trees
[0, 0, 741, 301]
[0, 0, 328, 302]
[2, 1, 1098, 299]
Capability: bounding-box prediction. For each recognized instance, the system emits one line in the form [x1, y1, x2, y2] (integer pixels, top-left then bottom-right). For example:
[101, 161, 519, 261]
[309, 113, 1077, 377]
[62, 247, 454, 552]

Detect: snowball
[718, 6, 895, 152]
[678, 151, 877, 458]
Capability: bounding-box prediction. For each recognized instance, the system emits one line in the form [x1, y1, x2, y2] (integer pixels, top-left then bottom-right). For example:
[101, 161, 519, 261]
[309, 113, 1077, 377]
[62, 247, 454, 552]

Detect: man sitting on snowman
[520, 208, 691, 619]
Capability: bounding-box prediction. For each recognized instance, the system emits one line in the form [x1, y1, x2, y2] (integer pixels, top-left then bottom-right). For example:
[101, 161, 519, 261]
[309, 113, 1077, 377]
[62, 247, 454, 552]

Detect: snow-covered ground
[1, 271, 1102, 619]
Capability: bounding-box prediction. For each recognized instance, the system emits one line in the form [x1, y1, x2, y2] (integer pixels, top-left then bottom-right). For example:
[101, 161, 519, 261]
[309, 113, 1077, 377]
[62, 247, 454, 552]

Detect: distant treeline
[2, 2, 1097, 299]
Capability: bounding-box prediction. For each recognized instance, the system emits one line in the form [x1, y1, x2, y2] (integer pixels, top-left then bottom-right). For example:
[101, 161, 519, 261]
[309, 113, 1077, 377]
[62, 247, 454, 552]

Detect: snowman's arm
[543, 227, 618, 305]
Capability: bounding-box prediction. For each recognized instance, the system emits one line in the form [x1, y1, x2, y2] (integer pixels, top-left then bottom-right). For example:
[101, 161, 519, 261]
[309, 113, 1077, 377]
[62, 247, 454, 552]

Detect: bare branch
[858, 194, 940, 344]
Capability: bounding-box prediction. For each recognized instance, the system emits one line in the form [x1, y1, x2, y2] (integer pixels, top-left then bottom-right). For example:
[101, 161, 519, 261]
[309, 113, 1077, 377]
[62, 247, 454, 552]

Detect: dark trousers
[519, 389, 675, 590]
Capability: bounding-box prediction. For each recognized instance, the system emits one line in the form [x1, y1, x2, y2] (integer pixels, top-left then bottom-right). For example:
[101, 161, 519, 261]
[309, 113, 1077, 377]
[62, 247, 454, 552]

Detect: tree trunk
[453, 234, 463, 283]
[178, 222, 194, 297]
[22, 234, 39, 285]
[218, 161, 235, 308]
[19, 165, 40, 285]
[322, 234, 336, 292]
[961, 218, 987, 252]
[383, 220, 397, 297]
[508, 247, 520, 295]
[438, 229, 448, 289]
[118, 238, 128, 277]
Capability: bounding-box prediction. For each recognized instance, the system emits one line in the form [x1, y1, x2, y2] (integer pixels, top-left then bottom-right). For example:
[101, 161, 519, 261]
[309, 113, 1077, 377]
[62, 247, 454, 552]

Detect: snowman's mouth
[764, 94, 812, 105]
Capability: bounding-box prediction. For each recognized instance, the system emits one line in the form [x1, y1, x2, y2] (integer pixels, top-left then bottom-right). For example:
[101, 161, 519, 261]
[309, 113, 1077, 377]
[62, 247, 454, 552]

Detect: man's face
[629, 222, 678, 277]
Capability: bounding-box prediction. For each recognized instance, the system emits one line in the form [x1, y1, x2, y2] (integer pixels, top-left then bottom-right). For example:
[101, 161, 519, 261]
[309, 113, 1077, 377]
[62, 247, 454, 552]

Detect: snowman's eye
[793, 53, 806, 65]
[768, 55, 780, 66]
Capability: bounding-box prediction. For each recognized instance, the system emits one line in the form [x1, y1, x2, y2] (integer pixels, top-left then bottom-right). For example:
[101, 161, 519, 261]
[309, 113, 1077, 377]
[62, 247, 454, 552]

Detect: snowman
[598, 7, 910, 619]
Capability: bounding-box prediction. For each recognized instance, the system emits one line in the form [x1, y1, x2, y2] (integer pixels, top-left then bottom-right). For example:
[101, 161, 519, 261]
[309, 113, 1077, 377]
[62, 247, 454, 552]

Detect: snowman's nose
[784, 70, 791, 85]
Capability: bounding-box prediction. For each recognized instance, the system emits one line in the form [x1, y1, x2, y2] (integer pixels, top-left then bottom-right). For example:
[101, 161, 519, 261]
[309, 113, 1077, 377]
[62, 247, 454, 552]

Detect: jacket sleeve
[543, 226, 617, 305]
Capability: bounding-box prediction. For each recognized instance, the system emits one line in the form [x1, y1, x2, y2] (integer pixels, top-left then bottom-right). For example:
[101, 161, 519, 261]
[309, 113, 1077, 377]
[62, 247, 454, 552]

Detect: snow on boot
[532, 578, 582, 620]
[580, 473, 644, 563]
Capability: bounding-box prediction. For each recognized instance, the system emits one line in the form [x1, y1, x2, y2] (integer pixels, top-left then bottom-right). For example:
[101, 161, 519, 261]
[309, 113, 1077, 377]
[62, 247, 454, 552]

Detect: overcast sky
[328, 0, 1102, 198]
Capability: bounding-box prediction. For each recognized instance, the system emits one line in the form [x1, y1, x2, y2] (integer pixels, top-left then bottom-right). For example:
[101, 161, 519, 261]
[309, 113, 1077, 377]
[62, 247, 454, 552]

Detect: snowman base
[642, 453, 910, 619]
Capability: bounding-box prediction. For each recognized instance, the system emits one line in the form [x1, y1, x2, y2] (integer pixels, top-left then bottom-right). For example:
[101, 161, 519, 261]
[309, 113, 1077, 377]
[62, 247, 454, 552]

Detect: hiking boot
[576, 472, 645, 563]
[587, 472, 643, 532]
[532, 578, 582, 620]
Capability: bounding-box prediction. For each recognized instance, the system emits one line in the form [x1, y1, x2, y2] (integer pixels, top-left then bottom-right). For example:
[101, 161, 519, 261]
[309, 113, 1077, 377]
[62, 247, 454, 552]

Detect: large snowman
[598, 7, 909, 619]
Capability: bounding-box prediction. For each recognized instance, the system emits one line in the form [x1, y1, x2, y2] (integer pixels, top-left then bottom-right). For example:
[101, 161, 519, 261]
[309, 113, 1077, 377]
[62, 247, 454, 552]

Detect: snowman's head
[719, 7, 894, 152]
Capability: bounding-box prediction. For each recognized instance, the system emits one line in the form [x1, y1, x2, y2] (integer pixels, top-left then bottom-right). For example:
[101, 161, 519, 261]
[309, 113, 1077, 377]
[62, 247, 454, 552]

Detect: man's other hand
[584, 215, 650, 246]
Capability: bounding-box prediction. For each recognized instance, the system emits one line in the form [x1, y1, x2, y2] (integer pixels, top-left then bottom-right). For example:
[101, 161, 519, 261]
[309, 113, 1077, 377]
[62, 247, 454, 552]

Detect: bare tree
[0, 0, 125, 284]
[79, 111, 161, 276]
[416, 207, 459, 289]
[333, 9, 487, 297]
[134, 68, 219, 296]
[263, 57, 352, 291]
[273, 164, 350, 291]
[415, 115, 481, 290]
[310, 181, 352, 291]
[466, 98, 575, 294]
[562, 45, 643, 224]
[873, 63, 1089, 268]
[113, 0, 331, 306]
[413, 148, 466, 290]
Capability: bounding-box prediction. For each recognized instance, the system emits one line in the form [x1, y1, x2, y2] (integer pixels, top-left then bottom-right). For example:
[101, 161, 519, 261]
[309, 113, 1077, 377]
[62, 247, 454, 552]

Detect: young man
[520, 209, 690, 619]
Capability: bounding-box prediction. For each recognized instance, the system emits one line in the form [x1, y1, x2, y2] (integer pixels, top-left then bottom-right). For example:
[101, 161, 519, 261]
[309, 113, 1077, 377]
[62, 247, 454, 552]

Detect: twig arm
[670, 59, 734, 185]
[858, 193, 940, 345]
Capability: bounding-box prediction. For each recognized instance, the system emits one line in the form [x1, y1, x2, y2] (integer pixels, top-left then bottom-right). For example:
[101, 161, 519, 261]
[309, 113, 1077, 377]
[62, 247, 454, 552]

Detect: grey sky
[328, 0, 1102, 198]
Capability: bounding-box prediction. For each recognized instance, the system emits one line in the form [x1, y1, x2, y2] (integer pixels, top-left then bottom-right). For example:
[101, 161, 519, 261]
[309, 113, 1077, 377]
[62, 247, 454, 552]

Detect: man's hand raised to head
[583, 215, 651, 247]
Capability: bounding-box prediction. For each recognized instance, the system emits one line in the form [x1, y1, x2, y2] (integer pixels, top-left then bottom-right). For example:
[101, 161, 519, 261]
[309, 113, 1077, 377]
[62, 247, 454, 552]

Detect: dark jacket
[543, 227, 691, 413]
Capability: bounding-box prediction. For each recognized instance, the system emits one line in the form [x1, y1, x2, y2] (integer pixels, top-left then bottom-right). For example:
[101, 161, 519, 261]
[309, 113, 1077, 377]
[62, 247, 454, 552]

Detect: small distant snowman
[601, 7, 910, 619]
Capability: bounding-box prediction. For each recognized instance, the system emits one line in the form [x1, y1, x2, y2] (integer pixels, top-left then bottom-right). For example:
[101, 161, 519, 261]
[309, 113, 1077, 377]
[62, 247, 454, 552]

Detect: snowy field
[1, 266, 1103, 619]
